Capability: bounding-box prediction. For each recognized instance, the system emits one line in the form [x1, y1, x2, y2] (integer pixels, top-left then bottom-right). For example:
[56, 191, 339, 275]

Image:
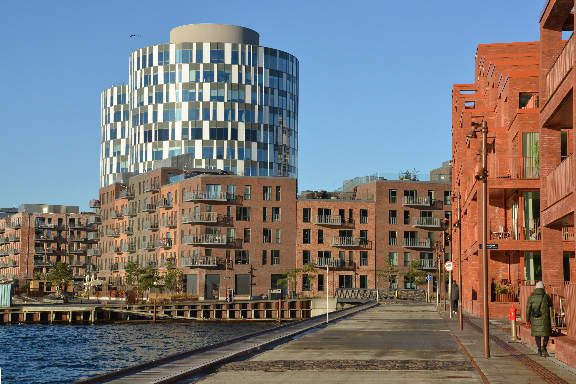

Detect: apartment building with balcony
[296, 180, 451, 297]
[0, 205, 99, 284]
[95, 167, 297, 300]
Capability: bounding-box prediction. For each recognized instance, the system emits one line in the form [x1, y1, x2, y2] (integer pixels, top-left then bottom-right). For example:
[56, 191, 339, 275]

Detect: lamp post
[457, 192, 463, 331]
[468, 120, 490, 358]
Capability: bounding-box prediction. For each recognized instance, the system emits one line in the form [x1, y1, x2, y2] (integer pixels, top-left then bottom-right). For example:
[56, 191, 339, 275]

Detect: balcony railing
[489, 156, 540, 179]
[106, 229, 120, 238]
[144, 183, 160, 193]
[402, 196, 431, 207]
[8, 222, 21, 229]
[314, 215, 343, 225]
[0, 250, 8, 257]
[160, 219, 178, 228]
[562, 226, 574, 241]
[89, 199, 101, 208]
[111, 210, 123, 219]
[36, 223, 56, 229]
[182, 234, 227, 245]
[7, 235, 19, 243]
[314, 257, 344, 268]
[144, 242, 156, 251]
[69, 247, 87, 254]
[157, 198, 172, 209]
[0, 238, 8, 245]
[330, 237, 360, 247]
[69, 236, 88, 242]
[35, 247, 54, 255]
[121, 244, 136, 253]
[155, 238, 173, 249]
[143, 222, 159, 231]
[87, 248, 101, 257]
[183, 191, 229, 202]
[118, 190, 135, 200]
[34, 235, 54, 241]
[33, 260, 53, 267]
[402, 238, 432, 249]
[141, 203, 156, 213]
[419, 259, 435, 270]
[546, 154, 574, 209]
[413, 217, 442, 228]
[547, 34, 575, 99]
[68, 222, 85, 230]
[181, 256, 218, 267]
[122, 207, 137, 217]
[87, 216, 102, 226]
[121, 227, 134, 235]
[490, 220, 541, 241]
[87, 232, 100, 241]
[182, 212, 219, 224]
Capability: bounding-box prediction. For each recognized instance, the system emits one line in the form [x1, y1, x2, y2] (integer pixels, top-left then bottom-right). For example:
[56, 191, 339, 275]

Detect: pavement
[195, 303, 576, 384]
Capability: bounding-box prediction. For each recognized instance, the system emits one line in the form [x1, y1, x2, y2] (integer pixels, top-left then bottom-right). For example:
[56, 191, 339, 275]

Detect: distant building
[429, 160, 452, 184]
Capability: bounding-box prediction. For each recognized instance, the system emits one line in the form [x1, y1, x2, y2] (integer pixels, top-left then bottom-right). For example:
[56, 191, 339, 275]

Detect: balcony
[155, 238, 173, 249]
[118, 190, 135, 200]
[34, 235, 54, 242]
[157, 198, 172, 209]
[144, 183, 160, 193]
[121, 244, 136, 253]
[141, 203, 156, 213]
[68, 222, 85, 230]
[182, 212, 219, 224]
[87, 248, 101, 257]
[0, 250, 8, 256]
[70, 260, 86, 267]
[87, 232, 100, 241]
[182, 234, 227, 245]
[419, 259, 436, 270]
[8, 260, 18, 267]
[121, 226, 134, 235]
[489, 156, 540, 180]
[35, 247, 54, 255]
[36, 223, 56, 230]
[562, 226, 574, 241]
[314, 215, 343, 226]
[8, 235, 20, 242]
[413, 217, 442, 229]
[489, 221, 541, 241]
[113, 246, 122, 254]
[160, 218, 178, 228]
[402, 238, 433, 249]
[106, 229, 120, 238]
[8, 222, 21, 229]
[122, 207, 137, 217]
[183, 191, 229, 202]
[181, 256, 218, 267]
[89, 199, 101, 208]
[8, 248, 19, 255]
[69, 236, 88, 242]
[144, 242, 156, 251]
[546, 155, 573, 210]
[331, 237, 361, 247]
[314, 257, 345, 268]
[402, 196, 432, 207]
[0, 238, 8, 245]
[87, 216, 102, 226]
[0, 227, 4, 234]
[547, 33, 574, 99]
[33, 260, 53, 267]
[69, 247, 87, 254]
[111, 210, 123, 219]
[143, 221, 159, 231]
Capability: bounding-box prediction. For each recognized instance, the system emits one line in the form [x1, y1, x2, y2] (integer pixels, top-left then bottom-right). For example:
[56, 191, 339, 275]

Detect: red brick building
[0, 205, 99, 285]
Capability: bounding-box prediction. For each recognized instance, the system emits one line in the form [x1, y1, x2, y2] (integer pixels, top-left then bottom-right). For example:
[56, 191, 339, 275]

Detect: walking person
[451, 282, 459, 315]
[526, 281, 553, 357]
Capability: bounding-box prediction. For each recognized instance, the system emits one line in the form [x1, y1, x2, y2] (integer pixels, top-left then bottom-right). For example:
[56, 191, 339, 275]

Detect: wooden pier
[0, 299, 312, 325]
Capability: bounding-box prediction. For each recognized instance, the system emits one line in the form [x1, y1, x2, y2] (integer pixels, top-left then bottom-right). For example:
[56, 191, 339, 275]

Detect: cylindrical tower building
[100, 24, 299, 187]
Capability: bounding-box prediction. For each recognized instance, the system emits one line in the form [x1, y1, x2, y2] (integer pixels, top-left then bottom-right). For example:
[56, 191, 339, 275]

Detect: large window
[234, 250, 250, 265]
[302, 250, 310, 265]
[302, 275, 311, 291]
[389, 210, 397, 225]
[303, 229, 310, 244]
[389, 189, 397, 204]
[522, 132, 540, 179]
[236, 207, 251, 221]
[263, 228, 272, 243]
[303, 208, 311, 223]
[271, 250, 280, 265]
[360, 251, 368, 266]
[389, 252, 398, 266]
[317, 229, 324, 244]
[263, 186, 272, 200]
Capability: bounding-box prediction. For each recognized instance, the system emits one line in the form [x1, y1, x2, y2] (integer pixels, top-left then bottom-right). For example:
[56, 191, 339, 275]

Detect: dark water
[0, 322, 275, 384]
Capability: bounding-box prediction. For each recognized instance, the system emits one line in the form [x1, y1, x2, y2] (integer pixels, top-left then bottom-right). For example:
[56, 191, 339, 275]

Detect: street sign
[444, 261, 454, 272]
[479, 243, 498, 249]
[426, 274, 432, 281]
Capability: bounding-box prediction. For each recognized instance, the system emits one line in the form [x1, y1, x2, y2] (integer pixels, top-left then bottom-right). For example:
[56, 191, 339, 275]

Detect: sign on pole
[426, 274, 432, 281]
[444, 261, 454, 272]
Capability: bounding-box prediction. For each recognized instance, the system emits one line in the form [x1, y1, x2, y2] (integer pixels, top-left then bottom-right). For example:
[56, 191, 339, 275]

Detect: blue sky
[0, 1, 544, 209]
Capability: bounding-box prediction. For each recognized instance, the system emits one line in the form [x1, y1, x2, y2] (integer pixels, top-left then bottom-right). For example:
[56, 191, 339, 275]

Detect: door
[205, 274, 220, 300]
[185, 274, 198, 295]
[235, 274, 251, 296]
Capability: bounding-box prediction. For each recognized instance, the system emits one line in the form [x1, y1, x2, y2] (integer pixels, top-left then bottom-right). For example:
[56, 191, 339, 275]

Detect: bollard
[509, 306, 517, 341]
[153, 299, 157, 323]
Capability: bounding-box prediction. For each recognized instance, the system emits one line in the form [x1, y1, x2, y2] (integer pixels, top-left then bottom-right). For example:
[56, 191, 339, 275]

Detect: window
[272, 207, 281, 222]
[404, 252, 411, 266]
[275, 229, 281, 243]
[360, 275, 368, 289]
[389, 252, 398, 266]
[234, 250, 250, 265]
[244, 185, 251, 200]
[359, 230, 368, 245]
[389, 189, 397, 204]
[389, 231, 397, 246]
[318, 229, 324, 244]
[303, 250, 310, 265]
[338, 275, 353, 289]
[317, 274, 324, 291]
[404, 211, 410, 225]
[303, 208, 311, 223]
[227, 185, 236, 199]
[404, 275, 416, 289]
[360, 251, 368, 266]
[303, 229, 310, 244]
[275, 186, 281, 201]
[262, 207, 268, 222]
[263, 228, 272, 243]
[444, 191, 452, 205]
[360, 209, 368, 224]
[302, 275, 311, 291]
[389, 210, 397, 225]
[271, 250, 280, 265]
[263, 186, 272, 200]
[236, 207, 251, 221]
[243, 228, 251, 243]
[262, 250, 267, 265]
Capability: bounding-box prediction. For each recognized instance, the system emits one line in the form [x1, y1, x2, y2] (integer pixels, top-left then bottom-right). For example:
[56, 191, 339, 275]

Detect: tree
[279, 263, 317, 296]
[163, 262, 183, 293]
[125, 260, 141, 289]
[376, 255, 398, 290]
[46, 262, 73, 293]
[138, 266, 158, 294]
[404, 260, 428, 289]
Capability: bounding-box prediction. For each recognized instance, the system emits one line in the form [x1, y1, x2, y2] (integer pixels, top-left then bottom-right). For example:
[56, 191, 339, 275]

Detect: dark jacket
[526, 288, 552, 337]
[452, 284, 459, 301]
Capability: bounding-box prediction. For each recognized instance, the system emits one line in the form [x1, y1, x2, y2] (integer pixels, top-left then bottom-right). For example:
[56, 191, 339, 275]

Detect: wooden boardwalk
[77, 303, 376, 384]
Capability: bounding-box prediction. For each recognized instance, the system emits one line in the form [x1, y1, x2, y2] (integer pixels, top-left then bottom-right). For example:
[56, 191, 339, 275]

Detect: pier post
[90, 310, 95, 324]
[69, 311, 73, 324]
[50, 311, 55, 324]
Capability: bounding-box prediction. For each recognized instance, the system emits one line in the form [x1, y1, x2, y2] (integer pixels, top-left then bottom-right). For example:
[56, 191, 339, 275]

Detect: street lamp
[468, 120, 490, 358]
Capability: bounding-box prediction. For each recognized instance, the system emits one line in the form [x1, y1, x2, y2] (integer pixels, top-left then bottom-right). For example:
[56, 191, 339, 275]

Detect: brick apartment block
[0, 205, 99, 284]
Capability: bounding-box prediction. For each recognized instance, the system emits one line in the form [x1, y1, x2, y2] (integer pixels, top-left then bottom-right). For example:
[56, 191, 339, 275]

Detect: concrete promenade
[197, 303, 576, 384]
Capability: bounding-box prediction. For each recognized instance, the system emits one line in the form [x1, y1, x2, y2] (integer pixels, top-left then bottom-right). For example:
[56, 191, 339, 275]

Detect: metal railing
[118, 190, 135, 200]
[182, 234, 227, 245]
[182, 212, 218, 224]
[8, 235, 20, 242]
[122, 207, 137, 217]
[87, 216, 102, 225]
[87, 248, 101, 257]
[413, 217, 441, 228]
[89, 199, 101, 208]
[419, 259, 435, 269]
[121, 227, 134, 235]
[160, 219, 178, 228]
[331, 237, 360, 247]
[402, 196, 431, 206]
[69, 247, 87, 254]
[314, 215, 342, 225]
[111, 210, 123, 219]
[121, 244, 136, 253]
[141, 203, 156, 213]
[144, 183, 160, 193]
[183, 191, 229, 202]
[547, 33, 575, 99]
[181, 256, 218, 267]
[143, 222, 159, 231]
[106, 229, 120, 237]
[155, 238, 173, 248]
[314, 257, 344, 268]
[87, 232, 100, 241]
[402, 238, 432, 249]
[157, 198, 172, 209]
